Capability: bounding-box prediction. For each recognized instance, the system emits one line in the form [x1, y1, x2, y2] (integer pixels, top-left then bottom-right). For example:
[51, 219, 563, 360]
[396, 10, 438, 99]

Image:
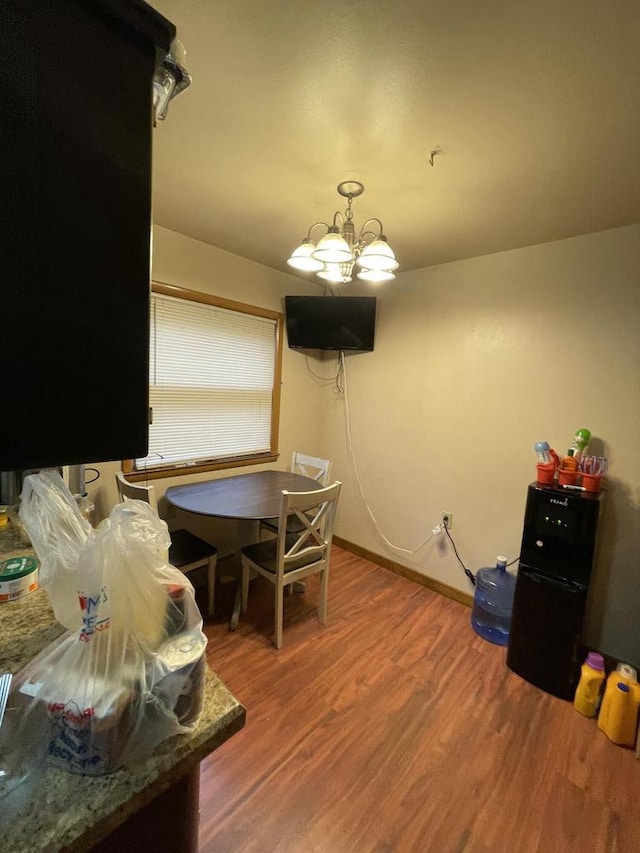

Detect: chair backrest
[115, 471, 158, 512]
[291, 452, 332, 486]
[276, 481, 341, 573]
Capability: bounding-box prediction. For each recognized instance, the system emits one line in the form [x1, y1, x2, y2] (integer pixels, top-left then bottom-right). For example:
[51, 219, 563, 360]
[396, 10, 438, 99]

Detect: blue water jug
[471, 556, 517, 645]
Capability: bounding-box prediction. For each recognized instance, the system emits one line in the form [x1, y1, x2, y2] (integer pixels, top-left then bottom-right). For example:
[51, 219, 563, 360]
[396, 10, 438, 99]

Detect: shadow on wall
[583, 475, 640, 669]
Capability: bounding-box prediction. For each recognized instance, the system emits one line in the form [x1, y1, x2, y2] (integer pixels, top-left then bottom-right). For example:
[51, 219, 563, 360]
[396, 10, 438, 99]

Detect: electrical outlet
[442, 511, 453, 530]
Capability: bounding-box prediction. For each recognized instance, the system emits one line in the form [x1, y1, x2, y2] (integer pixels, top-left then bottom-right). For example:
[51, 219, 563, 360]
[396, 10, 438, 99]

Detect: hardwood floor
[198, 546, 640, 853]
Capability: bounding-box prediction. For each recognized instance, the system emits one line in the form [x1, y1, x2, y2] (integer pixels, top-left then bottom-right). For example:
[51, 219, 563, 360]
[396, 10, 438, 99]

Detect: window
[124, 283, 283, 479]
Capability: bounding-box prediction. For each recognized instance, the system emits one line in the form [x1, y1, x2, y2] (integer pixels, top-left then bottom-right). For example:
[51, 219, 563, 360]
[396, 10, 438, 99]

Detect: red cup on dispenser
[558, 468, 578, 486]
[581, 473, 602, 492]
[536, 463, 555, 485]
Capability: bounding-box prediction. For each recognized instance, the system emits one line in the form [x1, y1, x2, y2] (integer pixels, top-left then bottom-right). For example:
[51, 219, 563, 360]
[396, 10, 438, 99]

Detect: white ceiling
[149, 0, 640, 278]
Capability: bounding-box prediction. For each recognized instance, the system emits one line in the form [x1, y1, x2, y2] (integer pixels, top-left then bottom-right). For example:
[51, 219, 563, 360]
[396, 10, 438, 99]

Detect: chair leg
[318, 567, 328, 625]
[241, 560, 250, 613]
[207, 555, 217, 617]
[274, 578, 284, 649]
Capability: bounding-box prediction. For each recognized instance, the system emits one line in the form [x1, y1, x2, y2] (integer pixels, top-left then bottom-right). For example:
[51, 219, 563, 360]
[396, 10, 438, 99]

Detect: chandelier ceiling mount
[336, 180, 365, 199]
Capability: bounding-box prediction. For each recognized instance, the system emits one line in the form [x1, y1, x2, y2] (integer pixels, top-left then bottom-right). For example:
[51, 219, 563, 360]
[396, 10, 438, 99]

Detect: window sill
[122, 452, 280, 482]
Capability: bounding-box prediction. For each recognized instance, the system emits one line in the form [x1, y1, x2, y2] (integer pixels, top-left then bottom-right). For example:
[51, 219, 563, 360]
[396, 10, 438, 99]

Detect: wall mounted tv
[285, 296, 377, 351]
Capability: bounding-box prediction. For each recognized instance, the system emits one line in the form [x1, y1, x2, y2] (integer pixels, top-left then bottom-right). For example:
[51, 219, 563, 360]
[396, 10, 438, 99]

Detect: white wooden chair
[115, 472, 218, 616]
[241, 481, 341, 649]
[259, 452, 332, 537]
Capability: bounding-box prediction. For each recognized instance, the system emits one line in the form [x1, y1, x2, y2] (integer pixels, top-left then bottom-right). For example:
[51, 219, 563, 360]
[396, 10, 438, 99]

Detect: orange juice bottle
[560, 449, 578, 471]
[558, 449, 579, 486]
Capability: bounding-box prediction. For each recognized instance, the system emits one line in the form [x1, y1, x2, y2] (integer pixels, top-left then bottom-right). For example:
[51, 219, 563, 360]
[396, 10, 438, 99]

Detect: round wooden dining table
[165, 470, 322, 629]
[165, 469, 320, 521]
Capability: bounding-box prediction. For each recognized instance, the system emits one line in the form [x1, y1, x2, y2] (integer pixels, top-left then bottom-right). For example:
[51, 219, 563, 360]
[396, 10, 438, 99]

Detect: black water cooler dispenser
[506, 483, 603, 700]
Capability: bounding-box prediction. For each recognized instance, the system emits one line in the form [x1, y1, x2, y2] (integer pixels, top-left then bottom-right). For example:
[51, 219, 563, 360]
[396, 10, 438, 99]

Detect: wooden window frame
[123, 281, 283, 482]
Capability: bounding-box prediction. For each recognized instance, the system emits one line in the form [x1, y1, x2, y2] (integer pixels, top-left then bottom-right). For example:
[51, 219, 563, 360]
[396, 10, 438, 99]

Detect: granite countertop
[0, 527, 246, 853]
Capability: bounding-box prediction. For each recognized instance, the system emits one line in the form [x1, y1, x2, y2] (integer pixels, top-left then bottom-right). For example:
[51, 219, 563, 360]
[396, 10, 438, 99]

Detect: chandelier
[287, 181, 398, 284]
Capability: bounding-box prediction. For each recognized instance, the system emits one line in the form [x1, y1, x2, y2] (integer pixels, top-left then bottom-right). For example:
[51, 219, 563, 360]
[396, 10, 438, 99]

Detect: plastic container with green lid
[0, 556, 39, 602]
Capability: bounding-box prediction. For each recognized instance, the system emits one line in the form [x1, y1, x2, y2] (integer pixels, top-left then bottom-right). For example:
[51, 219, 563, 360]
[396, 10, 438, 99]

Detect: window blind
[135, 292, 277, 470]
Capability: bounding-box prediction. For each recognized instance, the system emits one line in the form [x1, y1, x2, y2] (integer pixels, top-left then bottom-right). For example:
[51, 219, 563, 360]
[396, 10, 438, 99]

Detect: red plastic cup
[536, 463, 555, 485]
[558, 468, 578, 486]
[581, 473, 602, 492]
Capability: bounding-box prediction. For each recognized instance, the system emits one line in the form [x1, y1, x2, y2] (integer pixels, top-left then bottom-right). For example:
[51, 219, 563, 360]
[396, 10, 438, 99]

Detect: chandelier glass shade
[287, 181, 398, 284]
[286, 239, 325, 272]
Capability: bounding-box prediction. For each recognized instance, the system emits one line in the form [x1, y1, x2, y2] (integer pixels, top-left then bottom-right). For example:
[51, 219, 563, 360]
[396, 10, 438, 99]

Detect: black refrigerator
[506, 482, 603, 700]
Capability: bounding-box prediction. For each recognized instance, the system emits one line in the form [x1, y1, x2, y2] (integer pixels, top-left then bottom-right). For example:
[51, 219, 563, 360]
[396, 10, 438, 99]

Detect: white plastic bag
[8, 471, 207, 777]
[19, 469, 91, 630]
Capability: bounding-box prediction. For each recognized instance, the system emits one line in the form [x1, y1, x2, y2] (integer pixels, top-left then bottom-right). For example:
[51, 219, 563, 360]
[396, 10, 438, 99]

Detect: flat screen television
[285, 296, 377, 351]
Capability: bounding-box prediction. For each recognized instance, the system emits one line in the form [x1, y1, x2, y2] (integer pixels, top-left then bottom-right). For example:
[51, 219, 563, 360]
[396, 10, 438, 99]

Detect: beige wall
[321, 224, 640, 664]
[89, 222, 640, 664]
